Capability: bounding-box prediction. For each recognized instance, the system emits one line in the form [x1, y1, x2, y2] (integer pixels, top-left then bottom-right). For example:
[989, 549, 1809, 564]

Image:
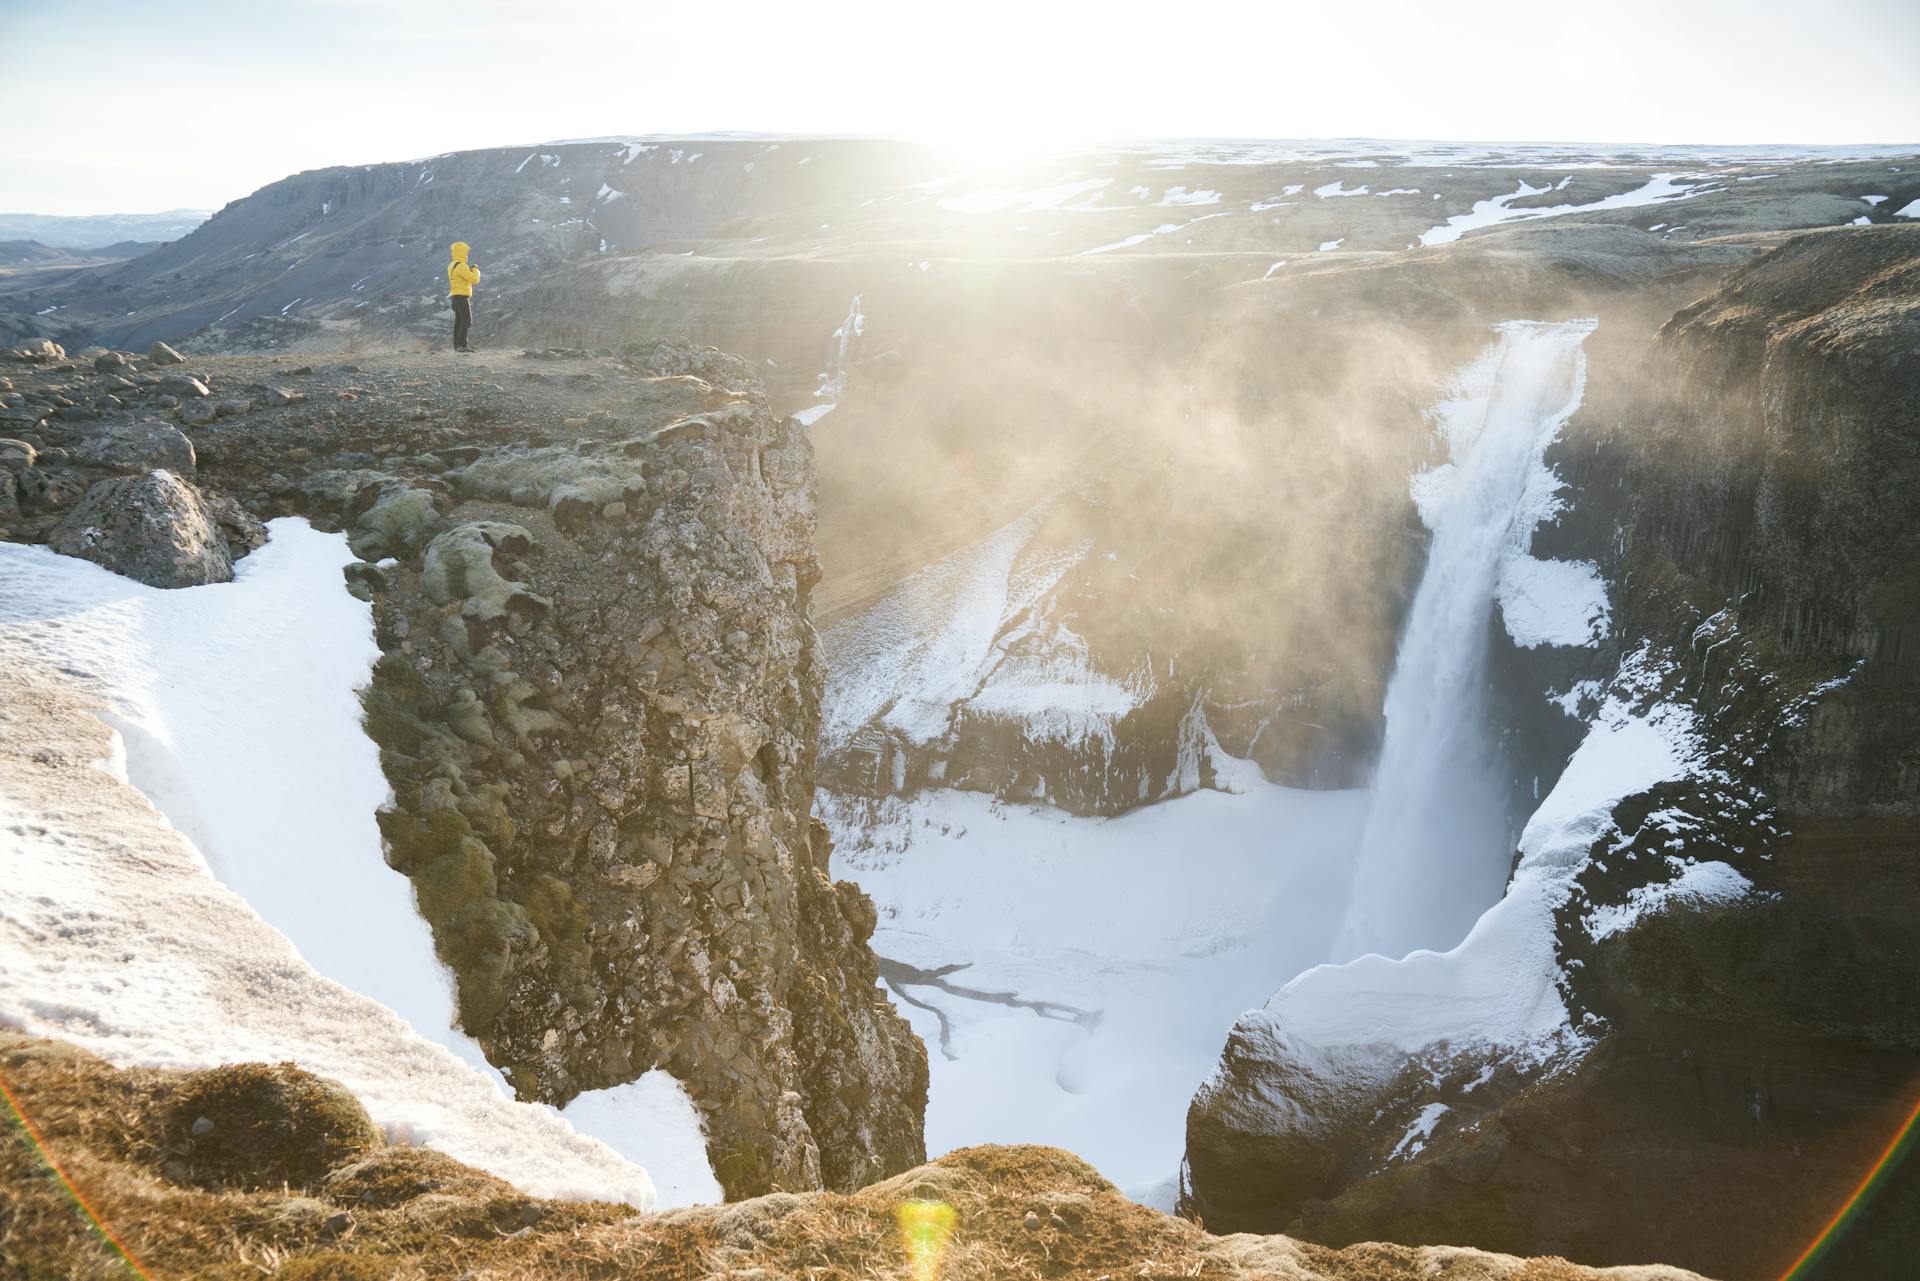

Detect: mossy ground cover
[0, 1034, 1678, 1281]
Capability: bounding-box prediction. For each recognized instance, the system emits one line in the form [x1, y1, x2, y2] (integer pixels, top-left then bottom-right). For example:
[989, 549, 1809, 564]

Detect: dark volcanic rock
[48, 469, 258, 587]
[65, 418, 196, 473]
[1181, 227, 1920, 1281]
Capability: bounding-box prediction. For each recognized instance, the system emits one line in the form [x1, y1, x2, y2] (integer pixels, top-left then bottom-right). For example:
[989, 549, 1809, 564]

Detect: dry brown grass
[0, 1034, 1706, 1281]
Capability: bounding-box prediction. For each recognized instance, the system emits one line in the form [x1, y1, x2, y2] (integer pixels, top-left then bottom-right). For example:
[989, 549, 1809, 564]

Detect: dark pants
[451, 294, 472, 350]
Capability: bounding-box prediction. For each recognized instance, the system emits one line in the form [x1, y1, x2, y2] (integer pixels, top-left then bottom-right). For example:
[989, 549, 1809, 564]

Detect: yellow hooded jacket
[447, 242, 480, 297]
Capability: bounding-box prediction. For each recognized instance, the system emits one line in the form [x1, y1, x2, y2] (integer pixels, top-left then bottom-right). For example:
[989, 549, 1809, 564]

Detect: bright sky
[2, 0, 1916, 214]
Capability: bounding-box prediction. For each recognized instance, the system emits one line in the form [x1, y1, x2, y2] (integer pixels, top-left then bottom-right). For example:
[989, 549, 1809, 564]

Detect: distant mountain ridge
[0, 238, 158, 265]
[0, 208, 208, 250]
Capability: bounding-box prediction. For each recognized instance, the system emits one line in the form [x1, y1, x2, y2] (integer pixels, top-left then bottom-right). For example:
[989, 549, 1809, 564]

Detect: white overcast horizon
[3, 0, 1917, 215]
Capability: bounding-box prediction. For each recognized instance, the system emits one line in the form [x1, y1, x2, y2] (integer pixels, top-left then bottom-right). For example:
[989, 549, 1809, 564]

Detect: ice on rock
[1497, 555, 1610, 648]
[820, 502, 1146, 757]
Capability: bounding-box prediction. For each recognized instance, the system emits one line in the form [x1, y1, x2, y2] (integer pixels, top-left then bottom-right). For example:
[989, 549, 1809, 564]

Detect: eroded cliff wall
[1182, 227, 1920, 1281]
[0, 338, 928, 1198]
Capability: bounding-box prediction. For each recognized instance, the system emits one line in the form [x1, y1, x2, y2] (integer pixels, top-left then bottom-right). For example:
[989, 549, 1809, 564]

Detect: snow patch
[1419, 172, 1702, 246]
[1156, 186, 1222, 206]
[560, 1072, 723, 1207]
[0, 523, 483, 1070]
[1077, 212, 1228, 256]
[1251, 184, 1305, 210]
[1583, 859, 1753, 941]
[1387, 1103, 1448, 1161]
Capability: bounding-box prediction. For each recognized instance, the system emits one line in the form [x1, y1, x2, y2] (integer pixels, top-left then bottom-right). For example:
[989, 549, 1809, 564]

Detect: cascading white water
[818, 293, 865, 399]
[794, 294, 865, 426]
[1333, 318, 1597, 962]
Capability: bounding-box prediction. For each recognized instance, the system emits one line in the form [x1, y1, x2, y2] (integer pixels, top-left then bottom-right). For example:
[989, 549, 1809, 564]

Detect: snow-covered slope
[820, 496, 1146, 764]
[0, 523, 719, 1207]
[0, 521, 481, 1072]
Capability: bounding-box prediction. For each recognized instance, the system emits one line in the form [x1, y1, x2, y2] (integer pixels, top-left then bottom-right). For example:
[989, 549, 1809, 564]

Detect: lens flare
[0, 1069, 155, 1280]
[1778, 1087, 1920, 1281]
[895, 1198, 958, 1281]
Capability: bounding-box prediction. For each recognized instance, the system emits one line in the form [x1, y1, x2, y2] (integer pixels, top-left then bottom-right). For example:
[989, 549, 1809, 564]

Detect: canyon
[1, 138, 1915, 1280]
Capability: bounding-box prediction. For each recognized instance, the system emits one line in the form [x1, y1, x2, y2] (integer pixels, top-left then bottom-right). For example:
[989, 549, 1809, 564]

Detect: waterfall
[1333, 318, 1597, 962]
[817, 293, 865, 400]
[794, 294, 865, 427]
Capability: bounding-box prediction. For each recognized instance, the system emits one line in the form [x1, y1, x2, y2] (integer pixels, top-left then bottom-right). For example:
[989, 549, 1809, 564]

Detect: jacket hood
[449, 241, 469, 262]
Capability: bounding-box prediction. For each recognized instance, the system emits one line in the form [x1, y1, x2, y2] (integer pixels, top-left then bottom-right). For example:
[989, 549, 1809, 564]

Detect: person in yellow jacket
[447, 241, 481, 353]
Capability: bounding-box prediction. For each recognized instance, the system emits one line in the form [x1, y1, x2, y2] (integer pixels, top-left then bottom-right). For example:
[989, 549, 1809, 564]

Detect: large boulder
[48, 469, 260, 588]
[149, 341, 186, 365]
[0, 438, 34, 529]
[66, 418, 197, 473]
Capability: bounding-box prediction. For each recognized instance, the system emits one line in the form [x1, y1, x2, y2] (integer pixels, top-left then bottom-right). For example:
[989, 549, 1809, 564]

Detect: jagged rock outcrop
[1182, 228, 1920, 1281]
[2, 340, 927, 1200]
[354, 352, 927, 1195]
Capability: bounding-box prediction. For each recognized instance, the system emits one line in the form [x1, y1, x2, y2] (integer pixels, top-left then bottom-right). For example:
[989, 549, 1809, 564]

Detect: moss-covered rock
[164, 1062, 382, 1191]
[419, 521, 549, 622]
[348, 485, 442, 559]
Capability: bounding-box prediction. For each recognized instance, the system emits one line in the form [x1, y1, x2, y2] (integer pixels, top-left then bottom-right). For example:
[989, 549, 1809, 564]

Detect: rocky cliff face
[1182, 228, 1920, 1281]
[0, 338, 927, 1198]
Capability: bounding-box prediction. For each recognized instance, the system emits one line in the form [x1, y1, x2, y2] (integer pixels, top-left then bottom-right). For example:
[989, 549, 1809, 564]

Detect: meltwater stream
[1334, 318, 1597, 962]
